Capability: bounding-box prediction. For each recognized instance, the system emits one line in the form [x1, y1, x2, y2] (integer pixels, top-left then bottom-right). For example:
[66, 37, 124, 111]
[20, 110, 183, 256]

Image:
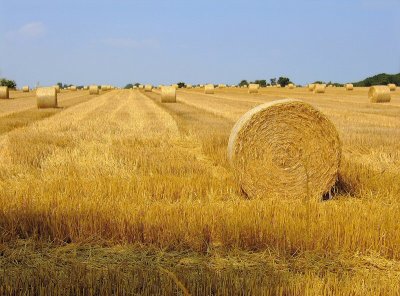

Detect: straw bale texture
[388, 84, 396, 91]
[36, 87, 58, 108]
[227, 99, 341, 200]
[70, 86, 77, 91]
[248, 84, 260, 94]
[89, 85, 99, 95]
[145, 84, 153, 92]
[345, 84, 354, 91]
[205, 84, 214, 94]
[314, 84, 326, 93]
[161, 86, 176, 103]
[308, 84, 315, 91]
[369, 86, 391, 103]
[22, 86, 30, 92]
[288, 83, 295, 89]
[0, 86, 9, 99]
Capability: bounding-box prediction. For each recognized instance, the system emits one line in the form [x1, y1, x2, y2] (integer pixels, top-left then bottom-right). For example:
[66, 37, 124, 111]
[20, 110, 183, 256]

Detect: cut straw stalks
[369, 86, 391, 103]
[227, 99, 341, 200]
[36, 87, 58, 108]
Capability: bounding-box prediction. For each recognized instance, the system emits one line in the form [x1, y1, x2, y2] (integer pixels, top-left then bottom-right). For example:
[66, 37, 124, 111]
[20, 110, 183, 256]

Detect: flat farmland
[0, 87, 399, 295]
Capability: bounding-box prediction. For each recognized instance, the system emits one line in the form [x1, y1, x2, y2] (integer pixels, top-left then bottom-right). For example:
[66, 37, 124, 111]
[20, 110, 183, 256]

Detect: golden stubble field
[0, 86, 399, 295]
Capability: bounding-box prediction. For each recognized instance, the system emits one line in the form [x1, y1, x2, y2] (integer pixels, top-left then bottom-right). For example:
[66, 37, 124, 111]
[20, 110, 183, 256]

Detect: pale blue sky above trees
[0, 0, 399, 87]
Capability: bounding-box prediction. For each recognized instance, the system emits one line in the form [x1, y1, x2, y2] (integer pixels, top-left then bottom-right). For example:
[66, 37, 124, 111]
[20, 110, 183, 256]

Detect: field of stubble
[0, 86, 399, 295]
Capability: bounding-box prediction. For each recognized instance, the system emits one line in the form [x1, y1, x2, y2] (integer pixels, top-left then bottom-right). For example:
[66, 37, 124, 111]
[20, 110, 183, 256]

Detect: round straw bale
[101, 85, 108, 91]
[186, 84, 193, 89]
[0, 86, 9, 99]
[89, 85, 99, 95]
[145, 84, 153, 92]
[345, 84, 354, 91]
[248, 84, 260, 94]
[205, 84, 214, 94]
[218, 84, 226, 88]
[288, 83, 295, 89]
[308, 84, 316, 91]
[22, 86, 30, 92]
[276, 85, 281, 88]
[161, 86, 176, 103]
[70, 85, 77, 91]
[53, 85, 61, 93]
[369, 86, 391, 103]
[388, 84, 396, 91]
[36, 87, 57, 108]
[227, 99, 341, 200]
[314, 84, 326, 93]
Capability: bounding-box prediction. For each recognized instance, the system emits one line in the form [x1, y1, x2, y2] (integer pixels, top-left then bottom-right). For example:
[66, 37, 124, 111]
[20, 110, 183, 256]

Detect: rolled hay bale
[89, 85, 99, 95]
[345, 84, 354, 91]
[54, 85, 61, 93]
[70, 85, 77, 91]
[145, 84, 153, 92]
[186, 84, 193, 89]
[388, 84, 396, 91]
[248, 84, 260, 94]
[227, 99, 341, 200]
[205, 84, 214, 94]
[308, 84, 316, 91]
[101, 85, 108, 91]
[22, 86, 30, 92]
[161, 86, 176, 103]
[36, 87, 58, 108]
[288, 83, 295, 89]
[369, 86, 391, 103]
[218, 84, 227, 88]
[276, 85, 282, 88]
[172, 84, 179, 90]
[313, 84, 326, 94]
[0, 86, 9, 99]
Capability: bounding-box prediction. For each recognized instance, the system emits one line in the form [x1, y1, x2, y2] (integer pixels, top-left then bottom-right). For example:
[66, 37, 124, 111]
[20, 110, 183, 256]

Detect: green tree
[253, 80, 267, 87]
[270, 78, 277, 86]
[177, 82, 186, 88]
[0, 78, 17, 89]
[277, 77, 291, 87]
[124, 83, 133, 89]
[239, 80, 248, 87]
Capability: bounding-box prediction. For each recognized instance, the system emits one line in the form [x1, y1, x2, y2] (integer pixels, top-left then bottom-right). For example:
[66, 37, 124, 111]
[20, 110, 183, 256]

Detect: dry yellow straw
[0, 86, 9, 99]
[89, 85, 99, 95]
[36, 87, 58, 108]
[369, 86, 391, 103]
[314, 84, 326, 93]
[205, 84, 214, 94]
[388, 84, 396, 91]
[248, 84, 260, 94]
[227, 99, 341, 200]
[161, 86, 176, 103]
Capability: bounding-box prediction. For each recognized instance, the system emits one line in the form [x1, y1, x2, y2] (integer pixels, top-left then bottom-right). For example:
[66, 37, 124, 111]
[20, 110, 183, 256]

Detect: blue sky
[0, 0, 399, 87]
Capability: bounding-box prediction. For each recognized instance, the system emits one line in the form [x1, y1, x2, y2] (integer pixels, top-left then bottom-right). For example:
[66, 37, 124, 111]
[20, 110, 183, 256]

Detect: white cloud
[101, 37, 159, 49]
[6, 22, 46, 40]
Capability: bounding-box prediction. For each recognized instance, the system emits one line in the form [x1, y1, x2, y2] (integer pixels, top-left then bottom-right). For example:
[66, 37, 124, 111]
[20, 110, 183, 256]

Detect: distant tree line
[239, 77, 293, 87]
[353, 73, 400, 87]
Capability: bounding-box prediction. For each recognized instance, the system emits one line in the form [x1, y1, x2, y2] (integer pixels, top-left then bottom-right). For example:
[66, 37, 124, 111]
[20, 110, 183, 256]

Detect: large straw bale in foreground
[388, 84, 396, 91]
[22, 86, 30, 92]
[227, 99, 341, 200]
[161, 86, 176, 103]
[36, 87, 57, 108]
[89, 85, 99, 95]
[369, 86, 391, 103]
[0, 86, 9, 99]
[345, 84, 354, 91]
[54, 85, 60, 93]
[205, 84, 214, 94]
[314, 84, 326, 93]
[248, 84, 260, 94]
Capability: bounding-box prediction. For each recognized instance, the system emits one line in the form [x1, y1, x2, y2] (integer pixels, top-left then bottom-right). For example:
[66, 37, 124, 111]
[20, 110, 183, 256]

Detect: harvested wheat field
[0, 84, 398, 295]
